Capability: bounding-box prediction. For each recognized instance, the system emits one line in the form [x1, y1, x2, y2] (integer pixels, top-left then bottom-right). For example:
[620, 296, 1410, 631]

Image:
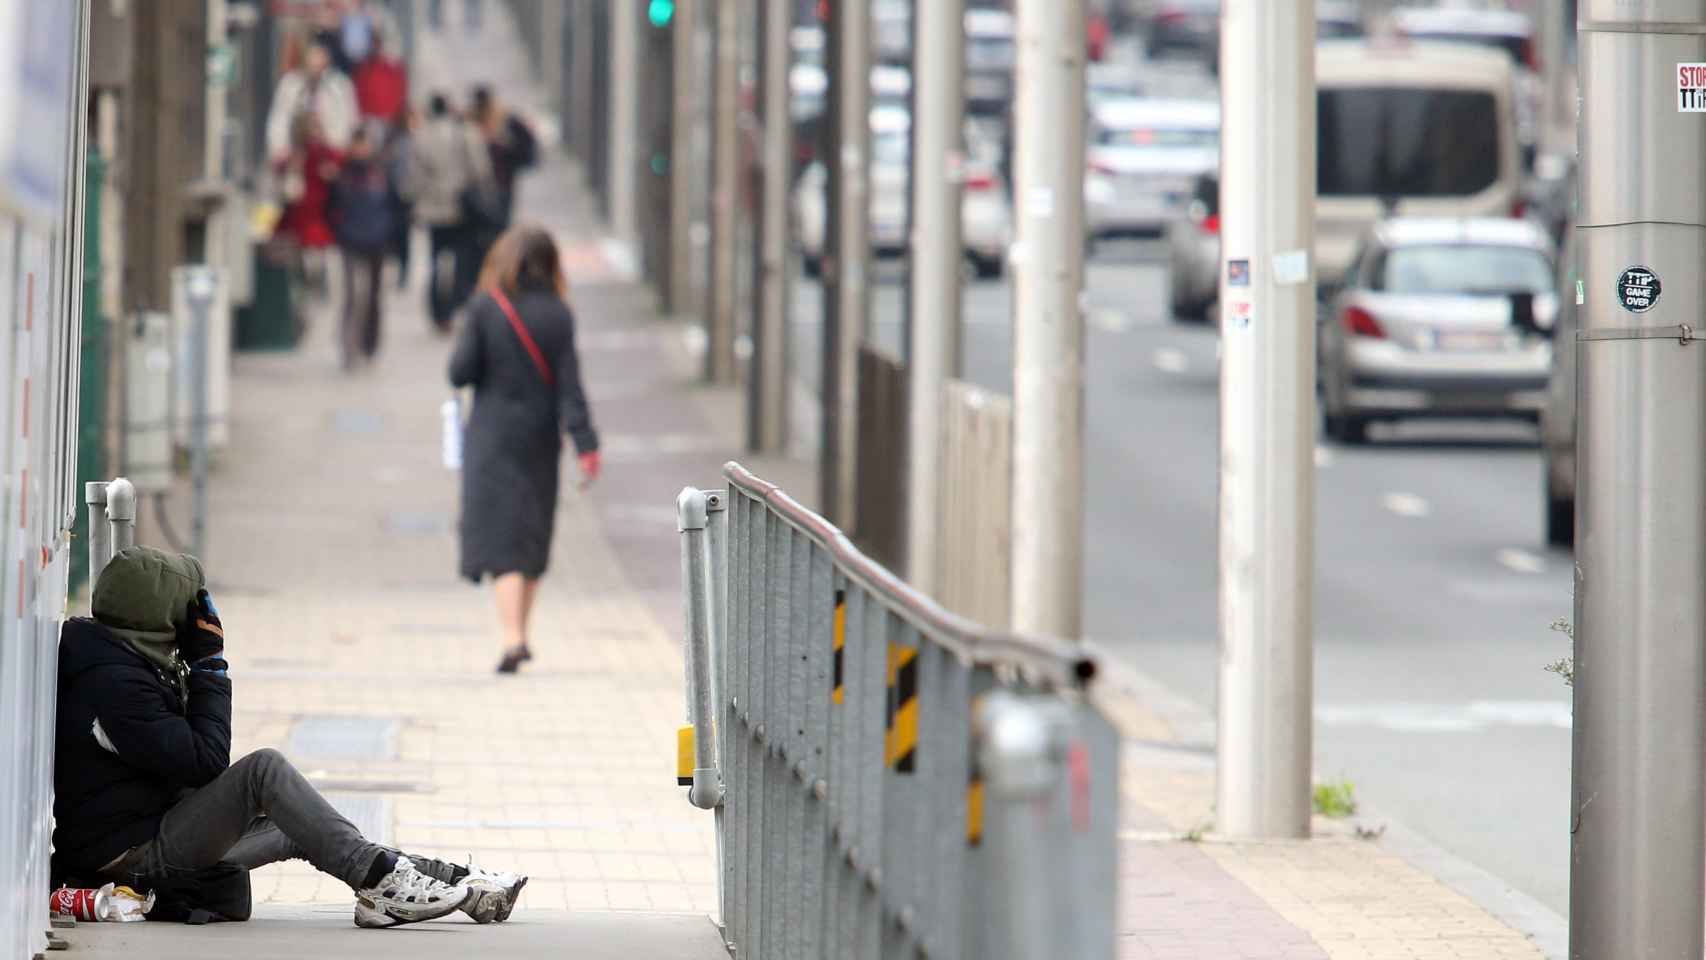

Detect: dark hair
[479, 224, 566, 298]
[471, 85, 493, 110]
[428, 93, 450, 117]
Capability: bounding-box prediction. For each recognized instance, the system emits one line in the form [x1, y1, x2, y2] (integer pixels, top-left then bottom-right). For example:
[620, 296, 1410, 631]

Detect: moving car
[1392, 5, 1540, 168]
[1320, 217, 1556, 444]
[1084, 98, 1219, 242]
[794, 106, 1013, 279]
[965, 8, 1016, 116]
[1315, 40, 1522, 289]
[1164, 173, 1219, 321]
[1538, 220, 1577, 546]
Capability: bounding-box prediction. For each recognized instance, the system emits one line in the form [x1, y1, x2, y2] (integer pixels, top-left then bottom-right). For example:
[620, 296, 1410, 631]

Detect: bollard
[677, 488, 724, 811]
[979, 692, 1076, 960]
[85, 482, 110, 589]
[105, 477, 137, 555]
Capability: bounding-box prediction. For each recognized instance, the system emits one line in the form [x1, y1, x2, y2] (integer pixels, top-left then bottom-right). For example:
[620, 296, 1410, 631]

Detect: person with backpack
[51, 547, 528, 928]
[403, 93, 493, 333]
[331, 125, 397, 369]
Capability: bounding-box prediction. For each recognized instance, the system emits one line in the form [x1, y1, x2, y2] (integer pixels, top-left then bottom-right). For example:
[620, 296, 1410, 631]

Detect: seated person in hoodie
[52, 547, 527, 928]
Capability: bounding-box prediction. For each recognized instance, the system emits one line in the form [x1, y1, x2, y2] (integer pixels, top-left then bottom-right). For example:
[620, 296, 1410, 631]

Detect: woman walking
[449, 226, 600, 674]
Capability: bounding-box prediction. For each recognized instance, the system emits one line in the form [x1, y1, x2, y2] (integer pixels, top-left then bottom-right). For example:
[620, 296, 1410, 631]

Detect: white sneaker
[460, 861, 528, 924]
[353, 856, 473, 928]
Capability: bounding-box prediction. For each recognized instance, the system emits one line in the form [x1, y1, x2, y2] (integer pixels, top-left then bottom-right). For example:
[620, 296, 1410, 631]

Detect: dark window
[1379, 244, 1552, 295]
[1318, 87, 1501, 198]
[1193, 175, 1218, 214]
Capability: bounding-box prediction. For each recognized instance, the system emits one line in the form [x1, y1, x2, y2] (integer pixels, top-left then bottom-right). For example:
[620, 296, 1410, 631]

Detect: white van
[1315, 40, 1522, 289]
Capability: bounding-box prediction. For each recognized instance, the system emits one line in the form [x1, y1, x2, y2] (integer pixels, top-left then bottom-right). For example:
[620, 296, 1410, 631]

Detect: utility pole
[1009, 0, 1086, 637]
[609, 0, 640, 248]
[706, 0, 739, 383]
[1571, 5, 1706, 957]
[749, 0, 791, 451]
[904, 0, 965, 593]
[821, 0, 871, 527]
[1214, 0, 1315, 840]
[668, 0, 698, 315]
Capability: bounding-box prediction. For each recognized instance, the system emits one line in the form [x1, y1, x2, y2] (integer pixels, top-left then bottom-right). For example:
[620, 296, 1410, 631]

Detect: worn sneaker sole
[463, 876, 527, 923]
[355, 887, 474, 928]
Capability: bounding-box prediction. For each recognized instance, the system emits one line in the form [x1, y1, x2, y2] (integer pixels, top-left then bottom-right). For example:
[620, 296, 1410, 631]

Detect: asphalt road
[786, 237, 1575, 916]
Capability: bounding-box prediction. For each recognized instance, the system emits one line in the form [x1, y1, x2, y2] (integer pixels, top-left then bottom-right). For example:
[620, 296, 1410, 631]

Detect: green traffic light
[647, 0, 674, 27]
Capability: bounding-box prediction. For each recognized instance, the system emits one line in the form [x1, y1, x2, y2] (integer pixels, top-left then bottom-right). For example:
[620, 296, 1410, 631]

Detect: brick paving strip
[116, 6, 1566, 958]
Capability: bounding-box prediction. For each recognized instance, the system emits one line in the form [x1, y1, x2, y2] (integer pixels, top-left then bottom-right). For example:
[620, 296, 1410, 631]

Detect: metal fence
[677, 462, 1117, 960]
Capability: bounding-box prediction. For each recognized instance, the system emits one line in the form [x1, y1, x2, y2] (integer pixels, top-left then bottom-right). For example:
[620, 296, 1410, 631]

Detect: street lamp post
[1214, 0, 1316, 840]
[1570, 3, 1706, 955]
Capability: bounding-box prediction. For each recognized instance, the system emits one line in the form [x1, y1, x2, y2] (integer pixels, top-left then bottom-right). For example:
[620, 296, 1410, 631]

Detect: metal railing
[677, 462, 1117, 960]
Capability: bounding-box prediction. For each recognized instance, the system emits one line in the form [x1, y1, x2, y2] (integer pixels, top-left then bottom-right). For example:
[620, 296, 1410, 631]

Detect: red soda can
[50, 884, 110, 922]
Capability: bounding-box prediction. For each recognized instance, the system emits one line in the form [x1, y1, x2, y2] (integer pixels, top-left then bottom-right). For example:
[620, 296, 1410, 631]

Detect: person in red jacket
[274, 112, 345, 307]
[354, 34, 407, 126]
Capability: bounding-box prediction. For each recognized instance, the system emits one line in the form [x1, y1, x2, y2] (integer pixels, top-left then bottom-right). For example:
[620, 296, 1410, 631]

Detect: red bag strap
[489, 288, 555, 387]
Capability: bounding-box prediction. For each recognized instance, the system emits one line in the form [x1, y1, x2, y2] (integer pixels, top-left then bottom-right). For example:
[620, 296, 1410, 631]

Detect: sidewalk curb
[1103, 651, 1568, 959]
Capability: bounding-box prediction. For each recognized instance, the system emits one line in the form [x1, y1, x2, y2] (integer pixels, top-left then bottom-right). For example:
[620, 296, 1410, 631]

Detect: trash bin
[235, 239, 300, 351]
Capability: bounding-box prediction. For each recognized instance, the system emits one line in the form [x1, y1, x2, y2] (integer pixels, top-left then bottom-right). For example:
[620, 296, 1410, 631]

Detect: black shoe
[496, 649, 525, 674]
[520, 646, 533, 662]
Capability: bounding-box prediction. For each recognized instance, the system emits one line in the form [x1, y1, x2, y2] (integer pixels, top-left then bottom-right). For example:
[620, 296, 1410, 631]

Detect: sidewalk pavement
[65, 4, 1561, 959]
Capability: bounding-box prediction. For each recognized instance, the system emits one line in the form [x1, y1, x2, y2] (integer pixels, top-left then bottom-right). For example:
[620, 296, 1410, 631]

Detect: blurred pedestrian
[448, 226, 600, 675]
[353, 32, 408, 126]
[265, 41, 358, 158]
[274, 112, 345, 304]
[330, 126, 397, 369]
[403, 93, 492, 332]
[469, 86, 538, 238]
[386, 108, 420, 289]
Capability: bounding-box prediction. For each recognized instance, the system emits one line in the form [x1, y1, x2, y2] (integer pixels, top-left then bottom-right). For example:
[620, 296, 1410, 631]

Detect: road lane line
[1314, 445, 1334, 468]
[1152, 347, 1189, 374]
[1381, 492, 1430, 518]
[1496, 548, 1546, 574]
[1090, 308, 1133, 333]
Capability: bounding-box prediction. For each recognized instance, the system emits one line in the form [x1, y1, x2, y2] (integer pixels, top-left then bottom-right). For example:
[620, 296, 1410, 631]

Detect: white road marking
[1090, 309, 1133, 333]
[1153, 347, 1189, 374]
[1496, 548, 1546, 575]
[1316, 701, 1571, 733]
[1313, 445, 1334, 468]
[1381, 492, 1430, 518]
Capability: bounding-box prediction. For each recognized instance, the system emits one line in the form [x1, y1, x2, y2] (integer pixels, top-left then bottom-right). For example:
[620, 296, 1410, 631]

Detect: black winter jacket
[51, 617, 232, 880]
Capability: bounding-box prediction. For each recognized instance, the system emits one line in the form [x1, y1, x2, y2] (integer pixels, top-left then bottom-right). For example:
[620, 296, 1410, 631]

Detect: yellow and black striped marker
[884, 642, 918, 773]
[832, 591, 846, 706]
[677, 725, 694, 786]
[966, 775, 984, 846]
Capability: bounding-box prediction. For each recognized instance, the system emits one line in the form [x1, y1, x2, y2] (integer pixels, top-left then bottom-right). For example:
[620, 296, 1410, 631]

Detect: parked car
[871, 64, 910, 111]
[794, 107, 1013, 279]
[1165, 173, 1219, 321]
[1084, 98, 1219, 243]
[1137, 0, 1219, 60]
[1320, 217, 1556, 444]
[1538, 220, 1577, 546]
[1392, 5, 1540, 170]
[1315, 40, 1522, 289]
[1087, 61, 1144, 110]
[965, 8, 1016, 116]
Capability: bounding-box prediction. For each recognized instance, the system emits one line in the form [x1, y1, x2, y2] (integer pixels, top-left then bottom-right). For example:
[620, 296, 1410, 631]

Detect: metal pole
[668, 0, 698, 316]
[85, 482, 110, 591]
[905, 0, 964, 592]
[1571, 4, 1706, 956]
[978, 692, 1070, 960]
[706, 0, 739, 383]
[820, 0, 871, 528]
[749, 0, 791, 452]
[105, 477, 137, 555]
[187, 268, 215, 562]
[676, 488, 725, 810]
[1009, 0, 1086, 637]
[1214, 0, 1315, 839]
[1537, 0, 1573, 154]
[608, 0, 640, 246]
[205, 0, 228, 181]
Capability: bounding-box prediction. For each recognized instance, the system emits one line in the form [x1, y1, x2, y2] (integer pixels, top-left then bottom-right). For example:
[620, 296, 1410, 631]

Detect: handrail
[722, 460, 1097, 690]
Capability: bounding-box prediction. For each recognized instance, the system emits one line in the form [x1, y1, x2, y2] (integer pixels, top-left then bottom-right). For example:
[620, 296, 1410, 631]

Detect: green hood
[91, 547, 205, 690]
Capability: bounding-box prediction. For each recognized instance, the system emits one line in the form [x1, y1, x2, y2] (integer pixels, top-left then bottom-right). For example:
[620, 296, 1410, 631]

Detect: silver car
[1084, 98, 1219, 243]
[1320, 217, 1556, 444]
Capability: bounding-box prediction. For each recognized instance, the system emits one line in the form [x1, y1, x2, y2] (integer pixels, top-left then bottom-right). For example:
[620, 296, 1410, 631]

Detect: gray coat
[449, 285, 597, 581]
[403, 116, 492, 225]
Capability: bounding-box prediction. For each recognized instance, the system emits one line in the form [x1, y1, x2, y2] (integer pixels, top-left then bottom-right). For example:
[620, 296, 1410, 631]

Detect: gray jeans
[110, 748, 458, 892]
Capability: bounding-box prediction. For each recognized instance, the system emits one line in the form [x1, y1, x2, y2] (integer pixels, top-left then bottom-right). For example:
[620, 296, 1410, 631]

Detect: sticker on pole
[1226, 300, 1252, 330]
[1681, 63, 1706, 111]
[1616, 266, 1661, 313]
